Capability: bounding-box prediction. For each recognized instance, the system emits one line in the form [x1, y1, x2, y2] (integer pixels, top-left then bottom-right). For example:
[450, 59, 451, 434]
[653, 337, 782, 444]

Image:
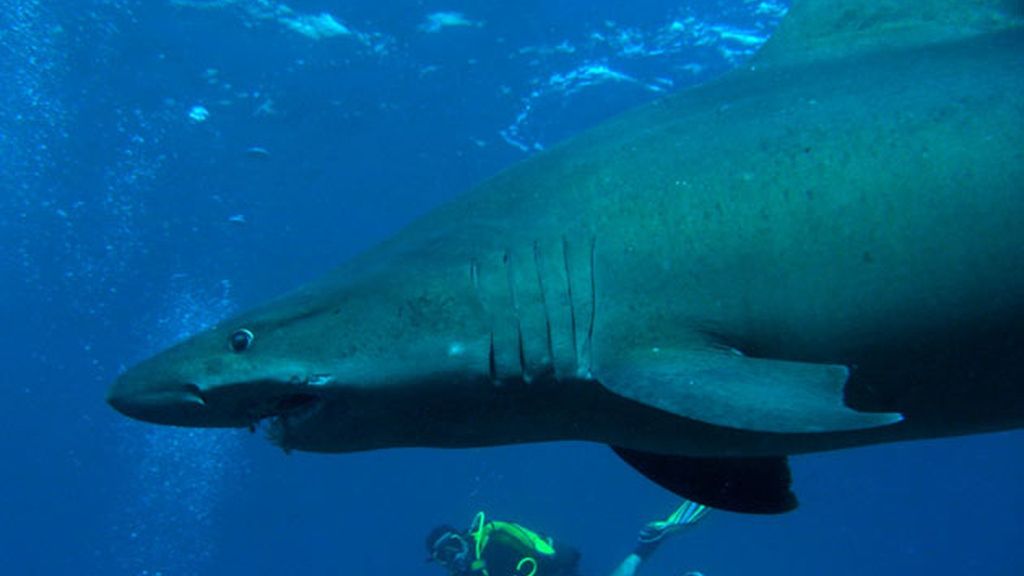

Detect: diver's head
[426, 524, 470, 571]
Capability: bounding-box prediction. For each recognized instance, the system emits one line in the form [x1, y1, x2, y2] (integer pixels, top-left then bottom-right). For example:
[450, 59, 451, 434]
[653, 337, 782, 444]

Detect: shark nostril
[183, 383, 207, 406]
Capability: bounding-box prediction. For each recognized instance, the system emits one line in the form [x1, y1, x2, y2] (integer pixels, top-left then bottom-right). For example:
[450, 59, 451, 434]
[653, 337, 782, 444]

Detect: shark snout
[107, 372, 208, 426]
[107, 356, 312, 428]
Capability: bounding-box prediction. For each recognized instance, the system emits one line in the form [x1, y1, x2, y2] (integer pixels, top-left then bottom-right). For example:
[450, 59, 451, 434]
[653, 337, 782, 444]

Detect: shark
[108, 0, 1024, 513]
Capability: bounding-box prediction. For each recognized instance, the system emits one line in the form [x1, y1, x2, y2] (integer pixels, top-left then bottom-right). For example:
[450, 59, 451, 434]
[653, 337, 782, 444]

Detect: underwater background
[1, 0, 1021, 574]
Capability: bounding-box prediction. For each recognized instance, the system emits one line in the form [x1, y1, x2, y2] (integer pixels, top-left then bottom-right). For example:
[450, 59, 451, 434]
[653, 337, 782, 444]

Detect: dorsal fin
[753, 0, 1023, 68]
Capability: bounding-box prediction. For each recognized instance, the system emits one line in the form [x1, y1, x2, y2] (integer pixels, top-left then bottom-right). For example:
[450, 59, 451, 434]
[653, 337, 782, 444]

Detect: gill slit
[562, 237, 579, 371]
[586, 236, 596, 376]
[504, 249, 528, 381]
[533, 240, 555, 368]
[471, 257, 498, 382]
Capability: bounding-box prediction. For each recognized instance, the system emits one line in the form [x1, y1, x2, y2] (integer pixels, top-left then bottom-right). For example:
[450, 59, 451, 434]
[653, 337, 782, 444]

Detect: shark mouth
[249, 393, 323, 449]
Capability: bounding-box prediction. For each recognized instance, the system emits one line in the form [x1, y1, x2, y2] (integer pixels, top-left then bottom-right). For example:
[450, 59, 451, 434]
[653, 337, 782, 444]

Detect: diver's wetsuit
[454, 514, 582, 576]
[469, 529, 581, 576]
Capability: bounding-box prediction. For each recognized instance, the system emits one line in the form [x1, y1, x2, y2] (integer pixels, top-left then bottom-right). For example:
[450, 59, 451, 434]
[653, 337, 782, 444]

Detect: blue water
[1, 1, 1021, 574]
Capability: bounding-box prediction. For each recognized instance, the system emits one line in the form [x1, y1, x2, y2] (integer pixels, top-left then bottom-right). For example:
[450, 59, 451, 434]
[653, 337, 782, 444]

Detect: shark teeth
[255, 393, 323, 450]
[247, 392, 320, 427]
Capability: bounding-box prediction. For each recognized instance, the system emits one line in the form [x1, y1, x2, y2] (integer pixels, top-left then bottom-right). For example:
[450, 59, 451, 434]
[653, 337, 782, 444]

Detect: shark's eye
[229, 329, 254, 353]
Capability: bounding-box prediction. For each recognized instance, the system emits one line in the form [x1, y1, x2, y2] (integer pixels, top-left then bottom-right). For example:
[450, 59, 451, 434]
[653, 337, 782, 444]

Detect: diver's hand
[633, 522, 674, 559]
[638, 521, 673, 543]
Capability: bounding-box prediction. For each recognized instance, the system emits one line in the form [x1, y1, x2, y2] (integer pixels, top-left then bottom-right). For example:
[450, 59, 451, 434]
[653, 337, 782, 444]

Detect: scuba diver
[426, 500, 709, 576]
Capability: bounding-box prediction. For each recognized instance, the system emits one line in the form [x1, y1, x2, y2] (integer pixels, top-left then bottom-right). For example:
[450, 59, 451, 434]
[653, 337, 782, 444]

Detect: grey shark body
[109, 0, 1024, 512]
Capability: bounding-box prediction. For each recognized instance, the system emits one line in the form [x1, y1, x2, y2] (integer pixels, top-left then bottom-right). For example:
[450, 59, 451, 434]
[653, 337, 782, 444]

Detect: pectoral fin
[598, 347, 902, 433]
[611, 446, 797, 514]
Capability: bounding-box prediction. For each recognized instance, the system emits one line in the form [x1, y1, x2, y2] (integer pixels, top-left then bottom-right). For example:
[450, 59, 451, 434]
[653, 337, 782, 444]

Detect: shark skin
[108, 1, 1024, 513]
